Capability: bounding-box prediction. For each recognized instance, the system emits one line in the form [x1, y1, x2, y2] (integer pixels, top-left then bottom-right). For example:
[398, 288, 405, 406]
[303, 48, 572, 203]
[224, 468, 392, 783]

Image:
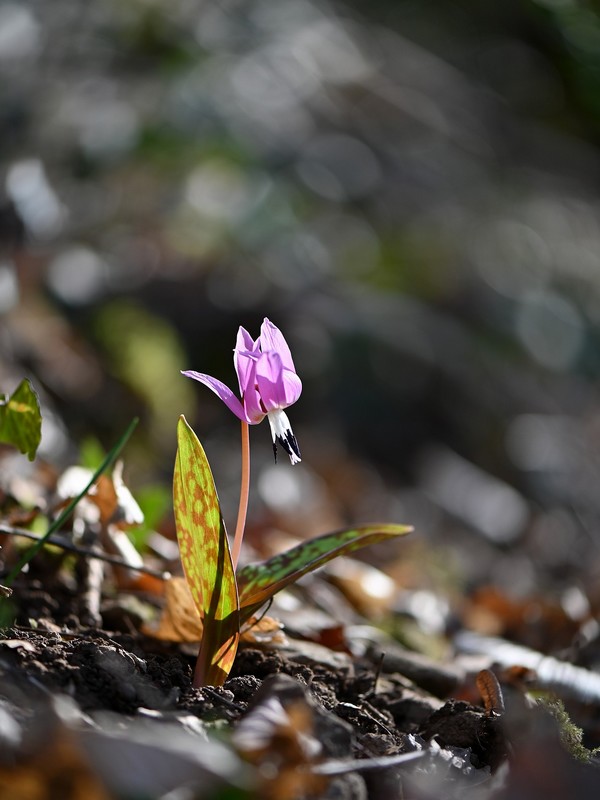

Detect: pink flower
[182, 318, 302, 464]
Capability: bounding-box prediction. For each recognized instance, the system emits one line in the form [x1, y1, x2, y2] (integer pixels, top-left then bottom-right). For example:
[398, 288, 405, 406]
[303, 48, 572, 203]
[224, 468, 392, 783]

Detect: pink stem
[231, 420, 250, 569]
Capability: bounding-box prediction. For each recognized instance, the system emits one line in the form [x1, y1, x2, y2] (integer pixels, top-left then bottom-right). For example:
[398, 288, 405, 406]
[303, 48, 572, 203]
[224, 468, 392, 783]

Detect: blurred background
[3, 0, 600, 633]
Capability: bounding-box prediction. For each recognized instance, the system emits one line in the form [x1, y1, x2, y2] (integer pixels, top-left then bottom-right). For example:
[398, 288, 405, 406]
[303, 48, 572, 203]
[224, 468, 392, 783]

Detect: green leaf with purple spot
[174, 415, 239, 686]
[236, 523, 412, 623]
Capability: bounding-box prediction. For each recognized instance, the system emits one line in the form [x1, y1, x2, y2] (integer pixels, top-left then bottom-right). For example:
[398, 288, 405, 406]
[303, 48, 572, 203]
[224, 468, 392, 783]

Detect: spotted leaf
[174, 415, 239, 686]
[236, 523, 412, 623]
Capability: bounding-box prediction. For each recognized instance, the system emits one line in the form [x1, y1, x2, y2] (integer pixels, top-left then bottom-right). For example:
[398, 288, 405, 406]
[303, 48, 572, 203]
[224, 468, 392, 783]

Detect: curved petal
[236, 326, 256, 352]
[181, 371, 249, 422]
[259, 318, 296, 372]
[234, 327, 256, 396]
[240, 358, 266, 424]
[281, 368, 302, 406]
[255, 352, 286, 411]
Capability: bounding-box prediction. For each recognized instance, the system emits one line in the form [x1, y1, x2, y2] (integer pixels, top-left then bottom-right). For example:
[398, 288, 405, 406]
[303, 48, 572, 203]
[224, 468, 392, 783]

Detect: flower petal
[259, 318, 296, 372]
[281, 368, 302, 406]
[240, 358, 266, 424]
[267, 408, 301, 464]
[255, 351, 286, 411]
[181, 370, 249, 422]
[234, 327, 257, 396]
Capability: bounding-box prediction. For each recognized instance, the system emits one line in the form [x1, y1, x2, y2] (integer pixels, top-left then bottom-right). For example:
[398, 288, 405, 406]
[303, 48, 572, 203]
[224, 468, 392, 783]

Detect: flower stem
[231, 420, 250, 569]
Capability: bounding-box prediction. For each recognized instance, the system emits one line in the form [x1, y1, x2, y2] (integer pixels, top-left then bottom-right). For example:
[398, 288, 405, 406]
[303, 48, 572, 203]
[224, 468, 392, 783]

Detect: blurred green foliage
[93, 301, 194, 445]
[3, 0, 600, 599]
[79, 436, 107, 471]
[130, 483, 173, 550]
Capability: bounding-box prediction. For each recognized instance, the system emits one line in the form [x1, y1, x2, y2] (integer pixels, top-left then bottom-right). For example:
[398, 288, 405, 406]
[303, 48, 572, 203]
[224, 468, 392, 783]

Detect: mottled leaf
[0, 379, 42, 461]
[174, 415, 239, 686]
[236, 524, 412, 623]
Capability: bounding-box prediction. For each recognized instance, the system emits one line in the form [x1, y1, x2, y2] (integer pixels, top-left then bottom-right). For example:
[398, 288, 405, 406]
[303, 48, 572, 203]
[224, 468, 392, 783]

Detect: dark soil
[0, 580, 598, 800]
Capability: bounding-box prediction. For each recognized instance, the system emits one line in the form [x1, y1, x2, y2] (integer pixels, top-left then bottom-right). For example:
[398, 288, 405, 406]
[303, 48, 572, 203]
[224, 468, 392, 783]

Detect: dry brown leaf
[56, 463, 143, 529]
[240, 616, 288, 647]
[325, 557, 397, 618]
[233, 693, 327, 800]
[119, 572, 166, 596]
[476, 668, 505, 716]
[464, 586, 582, 651]
[142, 576, 202, 642]
[93, 475, 119, 526]
[145, 577, 289, 646]
[1, 639, 36, 652]
[311, 625, 349, 652]
[56, 467, 117, 527]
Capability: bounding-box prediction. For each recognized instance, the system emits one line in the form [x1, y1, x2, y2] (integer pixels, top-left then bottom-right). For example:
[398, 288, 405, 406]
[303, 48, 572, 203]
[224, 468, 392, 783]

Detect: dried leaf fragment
[145, 577, 287, 647]
[142, 576, 202, 642]
[476, 669, 505, 716]
[240, 615, 288, 648]
[233, 692, 326, 800]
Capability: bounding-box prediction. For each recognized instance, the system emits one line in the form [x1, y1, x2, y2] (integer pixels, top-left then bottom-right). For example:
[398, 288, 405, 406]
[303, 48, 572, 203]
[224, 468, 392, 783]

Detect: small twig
[78, 547, 104, 627]
[359, 703, 396, 738]
[312, 750, 424, 776]
[0, 523, 170, 580]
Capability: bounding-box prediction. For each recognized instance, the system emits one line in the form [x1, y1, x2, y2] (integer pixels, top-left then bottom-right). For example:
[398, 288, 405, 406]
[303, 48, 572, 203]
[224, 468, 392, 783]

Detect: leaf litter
[1, 449, 600, 798]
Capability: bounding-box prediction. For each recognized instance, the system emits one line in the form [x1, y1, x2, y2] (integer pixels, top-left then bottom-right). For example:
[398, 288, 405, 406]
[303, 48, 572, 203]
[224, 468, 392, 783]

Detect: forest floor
[1, 569, 600, 800]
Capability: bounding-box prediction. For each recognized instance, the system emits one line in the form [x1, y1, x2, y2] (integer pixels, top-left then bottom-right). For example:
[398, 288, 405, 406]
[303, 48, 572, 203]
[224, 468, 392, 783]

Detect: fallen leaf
[240, 616, 288, 648]
[145, 578, 287, 647]
[233, 688, 326, 800]
[142, 576, 202, 642]
[1, 639, 36, 652]
[324, 557, 397, 618]
[464, 586, 582, 651]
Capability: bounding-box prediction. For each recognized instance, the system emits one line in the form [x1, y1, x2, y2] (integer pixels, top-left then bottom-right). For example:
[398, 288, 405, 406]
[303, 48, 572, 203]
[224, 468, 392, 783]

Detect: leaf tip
[177, 414, 191, 440]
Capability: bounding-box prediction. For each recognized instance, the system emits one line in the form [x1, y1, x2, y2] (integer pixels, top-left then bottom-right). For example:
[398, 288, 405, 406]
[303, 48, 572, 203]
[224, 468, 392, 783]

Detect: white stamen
[267, 408, 301, 465]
